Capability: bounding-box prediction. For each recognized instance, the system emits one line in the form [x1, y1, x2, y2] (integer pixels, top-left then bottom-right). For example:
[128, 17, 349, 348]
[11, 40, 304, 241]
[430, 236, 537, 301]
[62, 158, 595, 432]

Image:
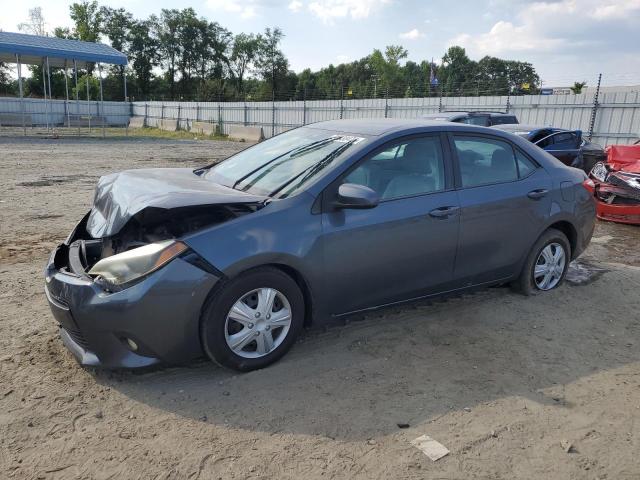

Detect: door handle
[527, 189, 548, 199]
[429, 206, 460, 218]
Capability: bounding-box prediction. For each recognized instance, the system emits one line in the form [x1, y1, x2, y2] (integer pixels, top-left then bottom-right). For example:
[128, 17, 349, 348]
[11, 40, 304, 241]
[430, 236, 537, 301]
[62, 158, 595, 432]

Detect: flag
[430, 58, 439, 87]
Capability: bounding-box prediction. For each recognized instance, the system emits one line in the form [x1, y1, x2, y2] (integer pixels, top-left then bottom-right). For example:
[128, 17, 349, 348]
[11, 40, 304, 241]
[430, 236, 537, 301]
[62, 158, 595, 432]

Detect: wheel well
[548, 221, 578, 258]
[262, 263, 315, 327]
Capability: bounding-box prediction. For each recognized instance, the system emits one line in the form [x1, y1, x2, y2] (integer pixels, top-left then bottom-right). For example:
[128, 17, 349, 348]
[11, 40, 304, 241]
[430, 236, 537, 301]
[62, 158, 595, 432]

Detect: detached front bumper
[44, 242, 220, 368]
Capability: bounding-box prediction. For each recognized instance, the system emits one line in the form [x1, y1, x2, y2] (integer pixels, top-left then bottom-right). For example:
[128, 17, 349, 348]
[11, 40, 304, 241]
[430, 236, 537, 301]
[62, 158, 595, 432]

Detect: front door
[320, 134, 460, 315]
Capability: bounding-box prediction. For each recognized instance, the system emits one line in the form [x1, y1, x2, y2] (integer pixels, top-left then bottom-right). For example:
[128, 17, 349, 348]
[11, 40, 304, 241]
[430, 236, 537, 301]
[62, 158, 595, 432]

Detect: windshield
[204, 127, 365, 198]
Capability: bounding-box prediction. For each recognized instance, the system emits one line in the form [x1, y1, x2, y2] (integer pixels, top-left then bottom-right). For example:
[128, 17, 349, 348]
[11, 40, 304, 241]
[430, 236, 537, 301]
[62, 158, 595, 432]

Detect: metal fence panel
[3, 92, 640, 145]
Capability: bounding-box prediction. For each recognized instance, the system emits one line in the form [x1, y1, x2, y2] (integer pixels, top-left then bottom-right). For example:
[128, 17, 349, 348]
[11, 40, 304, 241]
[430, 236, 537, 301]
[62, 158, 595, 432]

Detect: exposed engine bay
[65, 203, 261, 274]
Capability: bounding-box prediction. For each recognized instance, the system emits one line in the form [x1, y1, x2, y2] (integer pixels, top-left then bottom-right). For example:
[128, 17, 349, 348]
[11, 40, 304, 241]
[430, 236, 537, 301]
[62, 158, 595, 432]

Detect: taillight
[582, 178, 595, 192]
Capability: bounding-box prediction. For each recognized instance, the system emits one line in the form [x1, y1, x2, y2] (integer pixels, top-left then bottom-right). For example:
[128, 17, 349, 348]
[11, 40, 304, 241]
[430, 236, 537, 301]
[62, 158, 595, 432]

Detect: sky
[1, 0, 639, 87]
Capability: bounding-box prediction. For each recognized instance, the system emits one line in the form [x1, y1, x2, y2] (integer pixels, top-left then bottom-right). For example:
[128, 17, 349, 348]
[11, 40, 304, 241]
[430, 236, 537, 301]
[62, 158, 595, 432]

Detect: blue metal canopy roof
[0, 32, 127, 68]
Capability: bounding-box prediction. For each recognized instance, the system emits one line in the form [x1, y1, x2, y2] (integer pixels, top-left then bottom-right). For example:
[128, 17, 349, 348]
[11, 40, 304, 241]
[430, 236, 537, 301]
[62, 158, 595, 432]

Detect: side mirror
[334, 183, 380, 209]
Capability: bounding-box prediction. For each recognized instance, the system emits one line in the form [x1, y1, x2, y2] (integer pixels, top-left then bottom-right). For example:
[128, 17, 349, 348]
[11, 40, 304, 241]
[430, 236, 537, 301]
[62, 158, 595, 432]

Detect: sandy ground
[1, 136, 639, 480]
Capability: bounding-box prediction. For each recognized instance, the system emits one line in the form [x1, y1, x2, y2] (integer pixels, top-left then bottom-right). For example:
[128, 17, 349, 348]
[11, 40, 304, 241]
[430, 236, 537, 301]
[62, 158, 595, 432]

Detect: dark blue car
[45, 119, 596, 371]
[492, 124, 606, 172]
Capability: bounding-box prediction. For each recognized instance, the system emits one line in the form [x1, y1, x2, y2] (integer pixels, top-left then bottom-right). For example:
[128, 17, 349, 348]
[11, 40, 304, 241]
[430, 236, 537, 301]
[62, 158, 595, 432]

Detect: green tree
[100, 7, 134, 98]
[230, 33, 260, 94]
[570, 81, 587, 94]
[128, 19, 158, 99]
[254, 27, 290, 98]
[368, 45, 408, 94]
[69, 1, 103, 74]
[72, 73, 101, 100]
[440, 46, 475, 95]
[69, 1, 103, 42]
[153, 9, 181, 98]
[0, 63, 14, 96]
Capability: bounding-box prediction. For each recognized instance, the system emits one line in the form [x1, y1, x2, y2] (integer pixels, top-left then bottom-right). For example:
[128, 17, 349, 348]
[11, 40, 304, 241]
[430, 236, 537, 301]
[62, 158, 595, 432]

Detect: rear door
[321, 134, 460, 314]
[451, 134, 552, 285]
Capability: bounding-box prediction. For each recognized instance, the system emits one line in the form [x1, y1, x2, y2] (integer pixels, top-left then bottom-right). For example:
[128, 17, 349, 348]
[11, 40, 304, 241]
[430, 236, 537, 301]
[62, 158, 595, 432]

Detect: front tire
[201, 267, 304, 372]
[513, 228, 571, 296]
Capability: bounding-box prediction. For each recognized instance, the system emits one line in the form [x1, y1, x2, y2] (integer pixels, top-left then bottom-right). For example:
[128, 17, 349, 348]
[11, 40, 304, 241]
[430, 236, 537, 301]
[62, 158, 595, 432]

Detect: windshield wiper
[231, 137, 337, 191]
[269, 139, 357, 198]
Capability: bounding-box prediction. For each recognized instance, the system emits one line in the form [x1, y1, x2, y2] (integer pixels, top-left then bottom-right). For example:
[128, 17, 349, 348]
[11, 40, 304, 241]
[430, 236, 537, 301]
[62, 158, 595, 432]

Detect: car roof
[422, 111, 513, 119]
[305, 118, 455, 136]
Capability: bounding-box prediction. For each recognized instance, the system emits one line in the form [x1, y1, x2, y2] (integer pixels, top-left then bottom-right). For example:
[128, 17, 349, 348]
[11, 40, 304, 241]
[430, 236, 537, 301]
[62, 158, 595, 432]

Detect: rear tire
[200, 267, 304, 372]
[513, 228, 571, 296]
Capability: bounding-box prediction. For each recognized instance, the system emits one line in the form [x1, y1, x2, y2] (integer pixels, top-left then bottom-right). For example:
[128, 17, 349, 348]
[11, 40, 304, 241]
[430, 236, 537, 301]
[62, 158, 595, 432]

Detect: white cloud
[399, 28, 424, 40]
[452, 20, 564, 55]
[336, 54, 351, 63]
[288, 0, 304, 12]
[591, 0, 640, 19]
[307, 0, 391, 23]
[452, 0, 640, 57]
[206, 0, 259, 19]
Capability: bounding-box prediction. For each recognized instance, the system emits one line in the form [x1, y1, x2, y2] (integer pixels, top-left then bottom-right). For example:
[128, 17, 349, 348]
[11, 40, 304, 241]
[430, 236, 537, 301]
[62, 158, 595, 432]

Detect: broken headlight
[88, 240, 188, 286]
[590, 162, 609, 183]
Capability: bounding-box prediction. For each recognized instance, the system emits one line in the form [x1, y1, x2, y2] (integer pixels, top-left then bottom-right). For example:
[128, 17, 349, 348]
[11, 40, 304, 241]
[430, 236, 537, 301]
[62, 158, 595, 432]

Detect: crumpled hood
[86, 168, 267, 238]
[606, 145, 640, 173]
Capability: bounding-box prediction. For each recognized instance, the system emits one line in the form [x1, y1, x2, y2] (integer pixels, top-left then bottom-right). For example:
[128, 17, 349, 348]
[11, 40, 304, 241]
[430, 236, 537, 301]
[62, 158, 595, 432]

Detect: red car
[587, 142, 640, 225]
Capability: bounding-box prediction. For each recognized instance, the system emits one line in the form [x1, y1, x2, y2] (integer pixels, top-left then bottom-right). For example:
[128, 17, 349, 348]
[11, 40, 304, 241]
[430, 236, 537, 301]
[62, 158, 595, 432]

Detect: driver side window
[344, 136, 446, 201]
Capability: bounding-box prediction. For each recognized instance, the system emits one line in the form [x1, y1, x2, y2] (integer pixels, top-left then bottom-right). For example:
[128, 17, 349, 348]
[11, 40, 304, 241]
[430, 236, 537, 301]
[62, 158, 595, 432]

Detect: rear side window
[454, 136, 532, 187]
[515, 150, 536, 178]
[552, 132, 576, 144]
[460, 116, 490, 126]
[490, 115, 518, 125]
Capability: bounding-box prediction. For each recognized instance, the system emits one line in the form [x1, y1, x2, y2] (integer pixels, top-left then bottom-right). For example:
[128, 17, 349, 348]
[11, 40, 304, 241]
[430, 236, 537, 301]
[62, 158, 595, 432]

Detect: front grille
[63, 325, 90, 350]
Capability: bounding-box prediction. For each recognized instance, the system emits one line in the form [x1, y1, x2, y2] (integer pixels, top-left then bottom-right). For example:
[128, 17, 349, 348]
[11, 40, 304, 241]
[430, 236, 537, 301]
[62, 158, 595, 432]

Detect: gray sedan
[44, 119, 596, 371]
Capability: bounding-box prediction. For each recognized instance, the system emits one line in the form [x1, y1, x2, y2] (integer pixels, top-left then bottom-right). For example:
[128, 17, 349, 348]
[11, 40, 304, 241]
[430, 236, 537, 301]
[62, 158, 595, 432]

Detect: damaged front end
[588, 145, 640, 225]
[65, 167, 268, 287]
[65, 202, 261, 291]
[44, 167, 268, 368]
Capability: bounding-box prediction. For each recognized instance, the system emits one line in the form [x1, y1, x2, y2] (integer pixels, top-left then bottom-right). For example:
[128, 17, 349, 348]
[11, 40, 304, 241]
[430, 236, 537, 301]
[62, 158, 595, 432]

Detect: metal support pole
[196, 104, 200, 123]
[302, 89, 306, 126]
[74, 60, 80, 135]
[87, 65, 92, 134]
[46, 57, 52, 134]
[438, 86, 443, 113]
[145, 103, 149, 126]
[124, 72, 128, 136]
[177, 104, 181, 131]
[42, 60, 49, 133]
[384, 88, 389, 118]
[271, 93, 275, 137]
[64, 62, 70, 130]
[506, 90, 511, 114]
[340, 86, 344, 119]
[218, 102, 222, 135]
[243, 101, 247, 126]
[16, 54, 26, 136]
[588, 73, 602, 141]
[98, 63, 105, 138]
